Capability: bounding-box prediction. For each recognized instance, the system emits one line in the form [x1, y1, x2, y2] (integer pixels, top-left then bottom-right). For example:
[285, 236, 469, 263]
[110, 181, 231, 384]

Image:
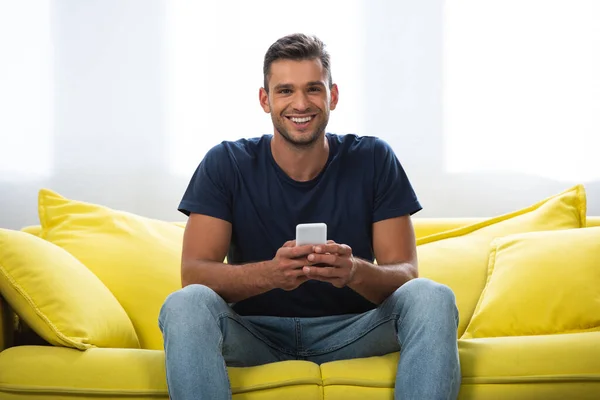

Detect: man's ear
[329, 83, 339, 111]
[259, 87, 270, 113]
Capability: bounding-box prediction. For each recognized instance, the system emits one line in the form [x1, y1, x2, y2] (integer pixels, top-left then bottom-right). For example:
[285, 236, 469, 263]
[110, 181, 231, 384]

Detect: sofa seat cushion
[458, 332, 600, 399]
[320, 353, 398, 400]
[0, 346, 323, 400]
[459, 332, 600, 382]
[319, 332, 600, 400]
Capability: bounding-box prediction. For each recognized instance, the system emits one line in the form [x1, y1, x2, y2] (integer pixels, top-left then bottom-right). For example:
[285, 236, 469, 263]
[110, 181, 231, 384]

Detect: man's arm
[303, 215, 418, 305]
[181, 213, 314, 303]
[350, 215, 418, 303]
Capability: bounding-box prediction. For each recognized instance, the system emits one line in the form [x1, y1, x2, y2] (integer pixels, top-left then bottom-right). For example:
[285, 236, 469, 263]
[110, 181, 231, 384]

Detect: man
[159, 33, 460, 399]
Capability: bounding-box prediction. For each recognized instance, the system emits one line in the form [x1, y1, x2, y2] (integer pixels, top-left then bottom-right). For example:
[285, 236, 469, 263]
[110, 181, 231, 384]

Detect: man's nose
[291, 91, 310, 112]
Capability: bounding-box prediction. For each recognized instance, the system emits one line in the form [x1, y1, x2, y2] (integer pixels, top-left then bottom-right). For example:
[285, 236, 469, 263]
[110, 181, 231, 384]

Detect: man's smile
[285, 114, 316, 128]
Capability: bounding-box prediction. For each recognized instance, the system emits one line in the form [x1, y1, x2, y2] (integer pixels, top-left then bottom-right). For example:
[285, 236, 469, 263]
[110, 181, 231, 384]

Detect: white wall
[0, 0, 598, 231]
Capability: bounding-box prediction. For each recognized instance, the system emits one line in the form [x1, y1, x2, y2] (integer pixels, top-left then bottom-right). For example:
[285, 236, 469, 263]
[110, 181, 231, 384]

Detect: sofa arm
[0, 295, 15, 351]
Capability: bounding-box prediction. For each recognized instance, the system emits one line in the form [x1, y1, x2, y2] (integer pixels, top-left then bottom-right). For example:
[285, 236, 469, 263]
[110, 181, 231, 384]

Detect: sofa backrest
[413, 216, 600, 239]
[10, 213, 597, 349]
[22, 215, 600, 242]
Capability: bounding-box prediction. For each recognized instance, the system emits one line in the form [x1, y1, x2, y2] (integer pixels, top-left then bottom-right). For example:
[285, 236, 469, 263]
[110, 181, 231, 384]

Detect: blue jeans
[158, 278, 461, 399]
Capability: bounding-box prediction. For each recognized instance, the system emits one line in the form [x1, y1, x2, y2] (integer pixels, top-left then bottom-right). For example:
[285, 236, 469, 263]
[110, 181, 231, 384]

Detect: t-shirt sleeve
[372, 138, 422, 222]
[178, 144, 233, 222]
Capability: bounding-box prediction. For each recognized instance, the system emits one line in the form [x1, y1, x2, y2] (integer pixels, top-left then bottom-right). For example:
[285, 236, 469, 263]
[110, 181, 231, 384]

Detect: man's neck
[270, 133, 330, 182]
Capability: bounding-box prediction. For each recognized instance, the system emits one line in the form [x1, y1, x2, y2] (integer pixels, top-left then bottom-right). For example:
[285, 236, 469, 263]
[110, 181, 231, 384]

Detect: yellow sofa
[1, 186, 600, 399]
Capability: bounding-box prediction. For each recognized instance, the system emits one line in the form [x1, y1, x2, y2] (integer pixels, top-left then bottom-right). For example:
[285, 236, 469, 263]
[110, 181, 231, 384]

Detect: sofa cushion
[0, 346, 323, 400]
[463, 227, 600, 339]
[458, 332, 600, 399]
[0, 229, 139, 350]
[38, 189, 183, 350]
[416, 185, 586, 336]
[320, 353, 398, 400]
[20, 225, 42, 237]
[319, 333, 600, 400]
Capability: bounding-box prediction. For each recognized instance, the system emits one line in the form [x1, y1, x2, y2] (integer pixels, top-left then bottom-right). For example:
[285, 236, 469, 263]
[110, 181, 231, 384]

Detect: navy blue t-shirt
[178, 133, 422, 317]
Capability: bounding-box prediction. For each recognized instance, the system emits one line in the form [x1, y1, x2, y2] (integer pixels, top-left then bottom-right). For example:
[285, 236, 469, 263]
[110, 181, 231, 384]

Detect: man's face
[260, 59, 338, 147]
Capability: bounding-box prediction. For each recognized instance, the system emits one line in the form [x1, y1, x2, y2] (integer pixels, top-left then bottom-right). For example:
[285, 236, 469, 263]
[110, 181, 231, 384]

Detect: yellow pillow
[21, 225, 42, 237]
[416, 185, 586, 336]
[462, 227, 600, 338]
[0, 228, 140, 350]
[38, 189, 184, 350]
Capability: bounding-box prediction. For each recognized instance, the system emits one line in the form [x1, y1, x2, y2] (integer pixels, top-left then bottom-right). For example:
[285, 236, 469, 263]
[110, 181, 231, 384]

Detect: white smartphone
[295, 223, 327, 246]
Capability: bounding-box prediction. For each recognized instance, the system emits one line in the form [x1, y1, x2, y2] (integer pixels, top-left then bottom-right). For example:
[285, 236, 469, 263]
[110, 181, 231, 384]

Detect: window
[0, 1, 53, 180]
[443, 0, 600, 182]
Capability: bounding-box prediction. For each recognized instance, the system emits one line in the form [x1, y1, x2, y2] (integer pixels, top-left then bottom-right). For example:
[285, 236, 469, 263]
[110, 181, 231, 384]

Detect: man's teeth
[290, 116, 312, 123]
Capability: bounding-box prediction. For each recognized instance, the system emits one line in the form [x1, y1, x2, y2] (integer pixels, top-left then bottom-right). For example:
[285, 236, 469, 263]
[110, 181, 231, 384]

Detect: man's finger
[313, 243, 352, 255]
[281, 244, 315, 258]
[283, 275, 309, 291]
[307, 253, 338, 266]
[290, 269, 310, 278]
[288, 257, 310, 268]
[282, 240, 296, 248]
[303, 265, 340, 279]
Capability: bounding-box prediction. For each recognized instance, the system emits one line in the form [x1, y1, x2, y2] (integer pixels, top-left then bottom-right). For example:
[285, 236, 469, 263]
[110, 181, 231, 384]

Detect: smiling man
[159, 33, 461, 400]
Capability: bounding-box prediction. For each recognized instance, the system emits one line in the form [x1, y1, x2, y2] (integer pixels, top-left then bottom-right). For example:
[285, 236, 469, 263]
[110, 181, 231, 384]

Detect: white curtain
[0, 0, 53, 180]
[1, 0, 599, 231]
[444, 0, 600, 182]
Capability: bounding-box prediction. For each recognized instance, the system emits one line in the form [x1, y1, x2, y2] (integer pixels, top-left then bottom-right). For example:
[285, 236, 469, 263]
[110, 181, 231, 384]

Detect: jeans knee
[393, 278, 458, 320]
[159, 284, 226, 328]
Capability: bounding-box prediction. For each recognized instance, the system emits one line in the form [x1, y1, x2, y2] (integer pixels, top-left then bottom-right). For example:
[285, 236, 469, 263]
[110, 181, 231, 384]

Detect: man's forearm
[348, 259, 418, 305]
[181, 260, 272, 303]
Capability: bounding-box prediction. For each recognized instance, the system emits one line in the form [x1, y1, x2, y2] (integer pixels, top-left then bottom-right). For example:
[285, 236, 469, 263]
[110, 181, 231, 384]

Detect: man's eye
[279, 89, 292, 94]
[308, 87, 321, 92]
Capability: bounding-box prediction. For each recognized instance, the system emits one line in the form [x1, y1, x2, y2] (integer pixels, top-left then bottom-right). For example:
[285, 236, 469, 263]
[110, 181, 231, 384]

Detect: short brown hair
[263, 33, 332, 92]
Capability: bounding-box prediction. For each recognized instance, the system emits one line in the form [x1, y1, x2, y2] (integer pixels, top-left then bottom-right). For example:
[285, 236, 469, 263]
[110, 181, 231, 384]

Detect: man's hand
[262, 241, 315, 291]
[302, 241, 358, 288]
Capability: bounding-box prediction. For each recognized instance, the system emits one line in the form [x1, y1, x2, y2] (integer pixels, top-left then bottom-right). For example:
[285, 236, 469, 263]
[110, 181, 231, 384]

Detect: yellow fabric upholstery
[0, 185, 599, 400]
[463, 227, 600, 339]
[0, 346, 167, 398]
[457, 332, 600, 399]
[18, 215, 600, 243]
[320, 332, 600, 399]
[415, 185, 586, 336]
[20, 225, 42, 237]
[0, 346, 322, 400]
[586, 216, 600, 227]
[321, 353, 398, 387]
[2, 332, 599, 400]
[0, 229, 139, 350]
[38, 189, 183, 350]
[413, 218, 480, 239]
[228, 362, 322, 398]
[459, 332, 600, 382]
[323, 383, 600, 400]
[413, 215, 600, 239]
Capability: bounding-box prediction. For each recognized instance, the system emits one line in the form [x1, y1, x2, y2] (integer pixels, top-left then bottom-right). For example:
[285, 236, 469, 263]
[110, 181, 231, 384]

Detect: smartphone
[295, 223, 327, 246]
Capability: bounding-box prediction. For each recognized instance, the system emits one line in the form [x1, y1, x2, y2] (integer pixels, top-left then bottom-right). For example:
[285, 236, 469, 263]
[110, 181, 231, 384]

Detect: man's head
[263, 33, 333, 93]
[260, 34, 338, 148]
